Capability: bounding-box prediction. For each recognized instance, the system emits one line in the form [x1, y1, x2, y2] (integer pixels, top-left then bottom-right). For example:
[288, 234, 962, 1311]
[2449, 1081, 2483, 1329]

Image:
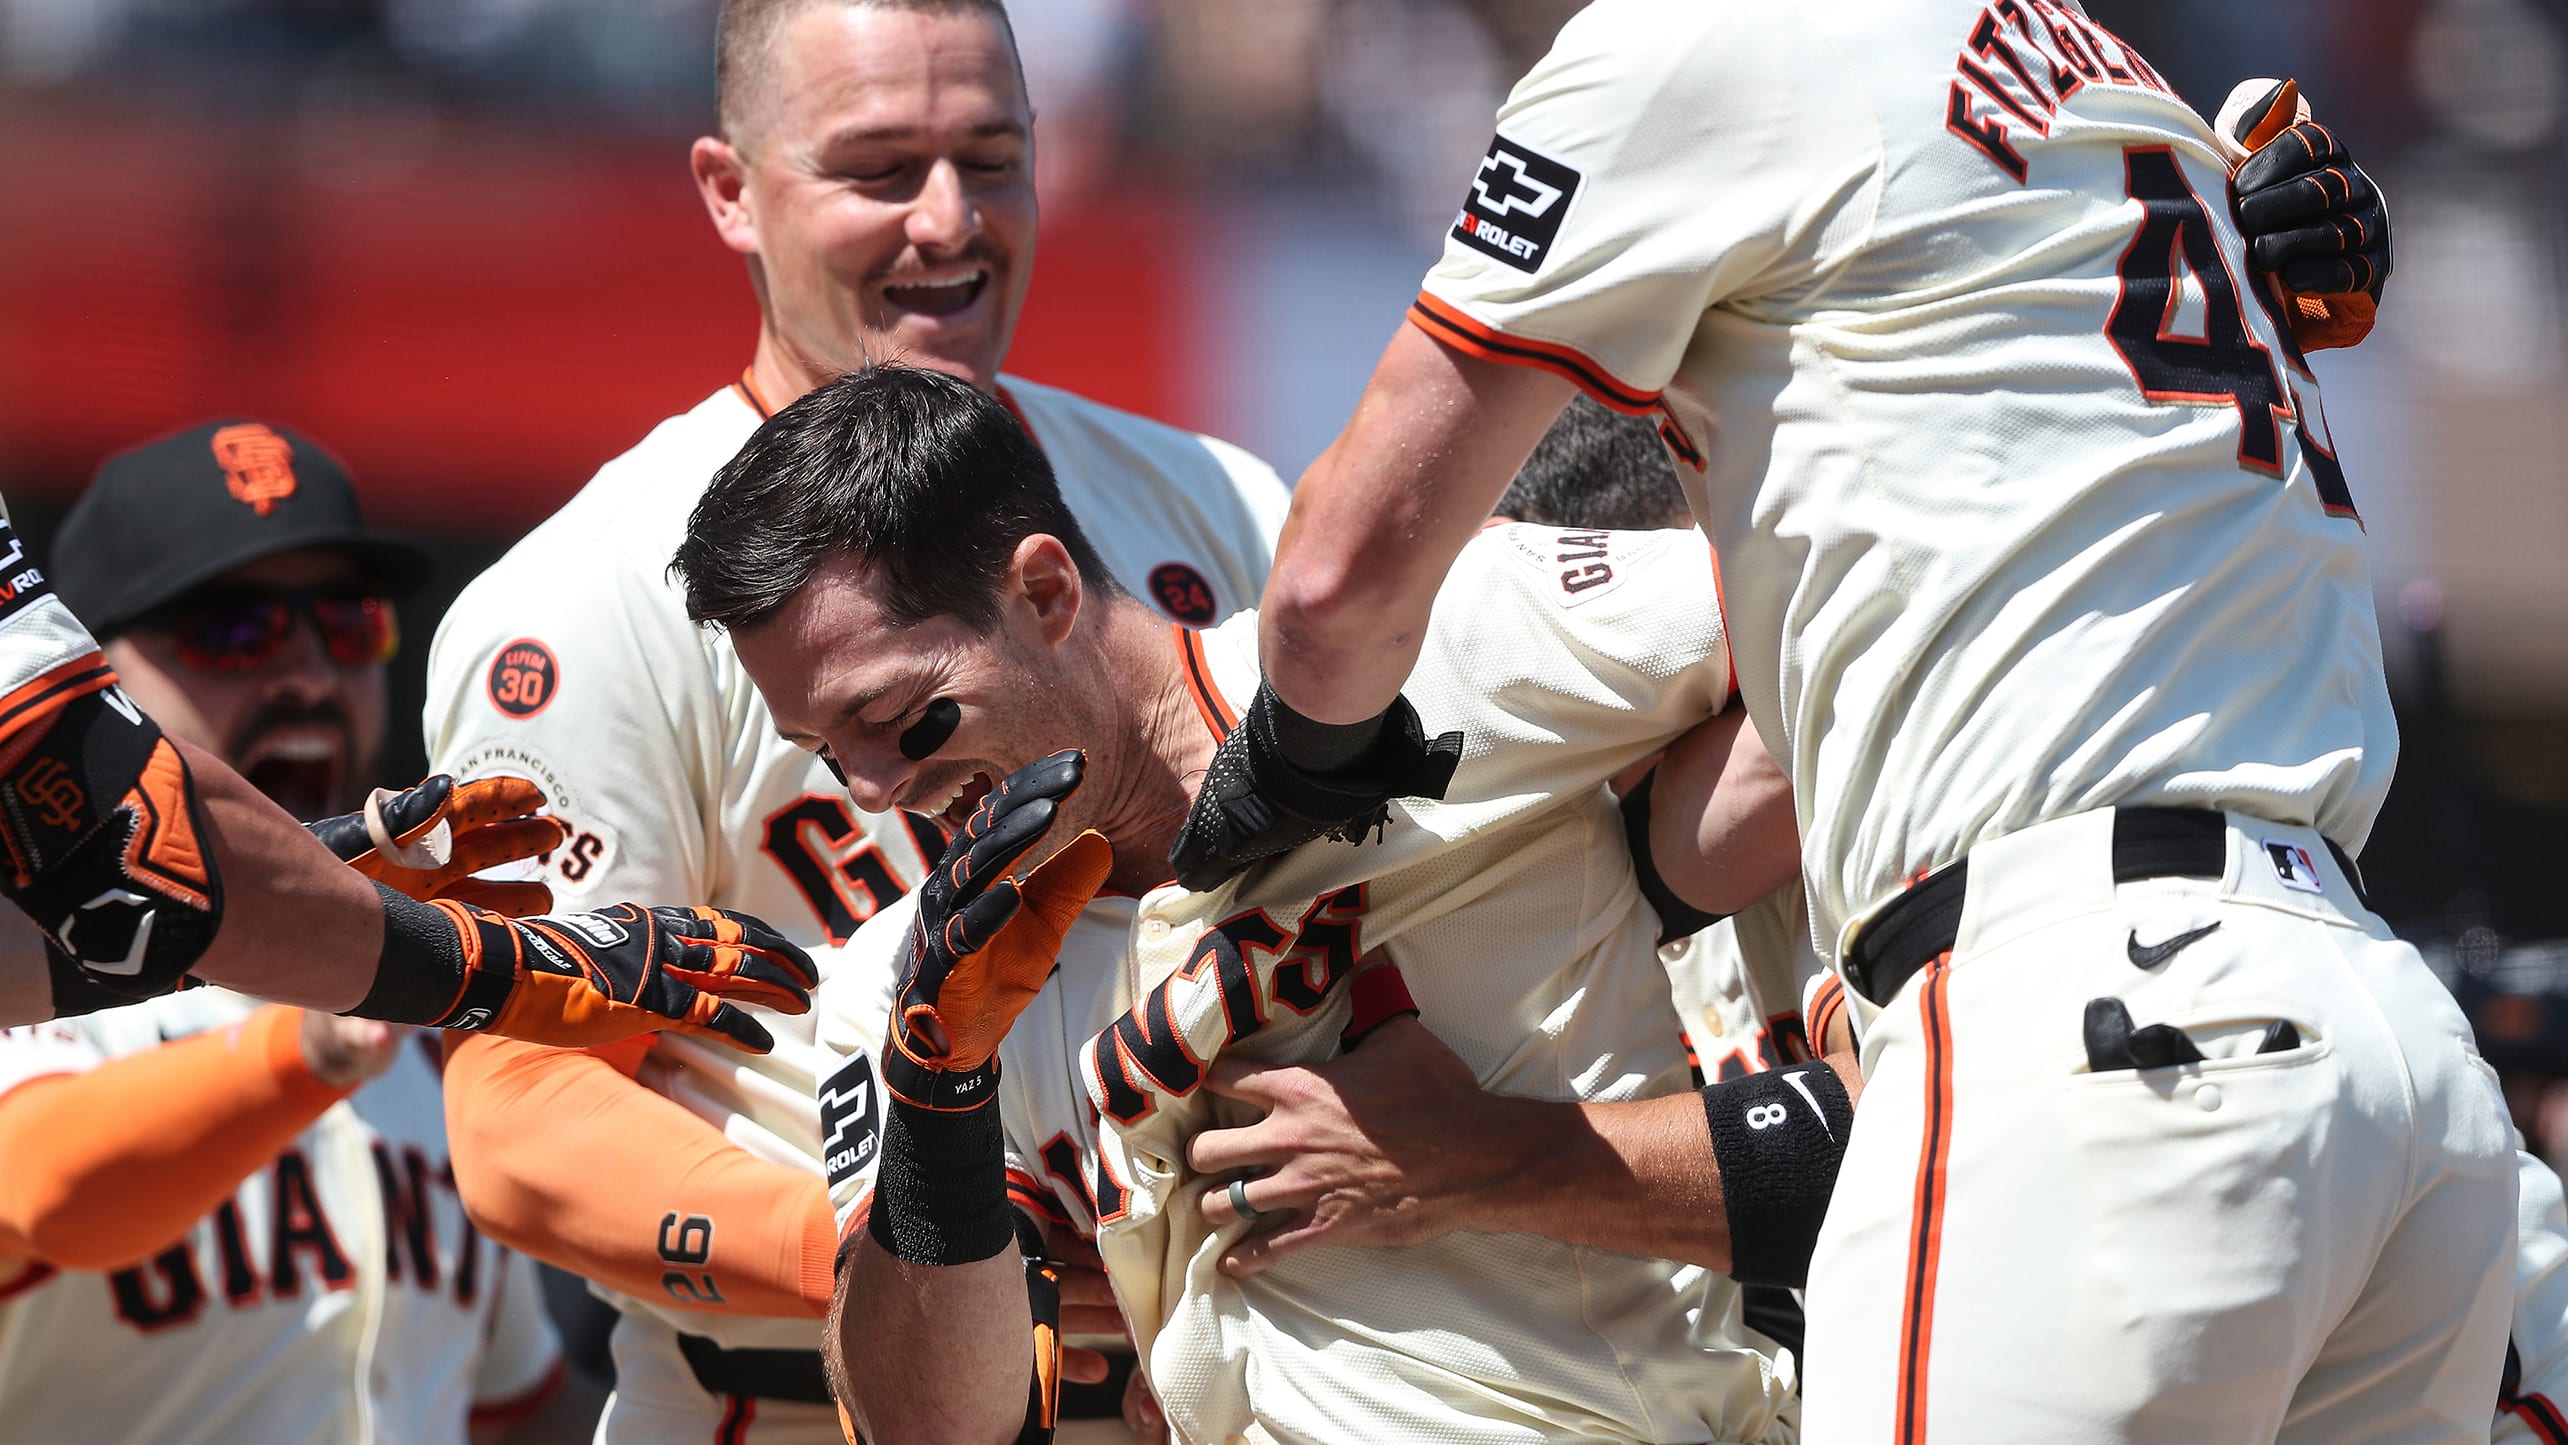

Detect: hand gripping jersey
[0, 992, 560, 1445]
[425, 374, 1285, 1426]
[823, 526, 1802, 1445]
[1418, 0, 2392, 954]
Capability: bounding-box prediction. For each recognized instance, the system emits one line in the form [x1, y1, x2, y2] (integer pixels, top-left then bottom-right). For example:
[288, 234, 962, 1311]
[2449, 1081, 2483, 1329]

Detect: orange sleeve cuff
[0, 1006, 351, 1269]
[445, 1034, 837, 1318]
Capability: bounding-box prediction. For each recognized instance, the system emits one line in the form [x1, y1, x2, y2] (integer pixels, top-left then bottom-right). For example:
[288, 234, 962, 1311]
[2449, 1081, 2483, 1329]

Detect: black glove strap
[869, 1094, 1016, 1268]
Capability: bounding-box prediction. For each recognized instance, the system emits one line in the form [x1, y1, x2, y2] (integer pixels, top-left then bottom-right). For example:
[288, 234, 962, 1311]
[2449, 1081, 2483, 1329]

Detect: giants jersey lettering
[1419, 0, 2392, 960]
[424, 375, 1286, 1361]
[0, 992, 559, 1445]
[823, 527, 1799, 1445]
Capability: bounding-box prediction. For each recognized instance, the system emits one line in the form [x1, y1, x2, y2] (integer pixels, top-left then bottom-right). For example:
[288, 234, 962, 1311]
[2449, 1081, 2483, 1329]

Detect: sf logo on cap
[211, 423, 299, 517]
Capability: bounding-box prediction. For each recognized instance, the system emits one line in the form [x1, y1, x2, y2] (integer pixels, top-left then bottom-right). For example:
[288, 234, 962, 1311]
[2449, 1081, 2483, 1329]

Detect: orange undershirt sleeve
[0, 1005, 352, 1270]
[442, 1034, 837, 1319]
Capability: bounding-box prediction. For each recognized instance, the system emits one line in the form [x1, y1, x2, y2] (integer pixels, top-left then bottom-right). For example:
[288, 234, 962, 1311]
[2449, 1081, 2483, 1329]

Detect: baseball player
[0, 429, 595, 1444]
[659, 362, 1801, 1444]
[0, 1000, 571, 1445]
[1491, 397, 1816, 1084]
[0, 432, 810, 1050]
[1168, 0, 2493, 1436]
[430, 3, 1287, 1438]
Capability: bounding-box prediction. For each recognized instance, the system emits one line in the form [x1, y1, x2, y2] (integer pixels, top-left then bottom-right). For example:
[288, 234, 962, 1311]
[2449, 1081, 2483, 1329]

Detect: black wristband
[1703, 1059, 1855, 1288]
[354, 884, 469, 1025]
[1619, 769, 1728, 946]
[868, 1093, 1016, 1268]
[1252, 683, 1385, 775]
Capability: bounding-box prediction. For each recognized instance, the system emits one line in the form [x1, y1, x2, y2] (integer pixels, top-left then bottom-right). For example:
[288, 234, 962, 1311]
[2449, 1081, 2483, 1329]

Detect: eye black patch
[899, 697, 961, 761]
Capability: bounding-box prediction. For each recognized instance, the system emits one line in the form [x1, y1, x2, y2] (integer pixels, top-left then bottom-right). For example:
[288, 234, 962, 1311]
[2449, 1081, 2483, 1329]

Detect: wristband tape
[1703, 1059, 1854, 1288]
[882, 1044, 1002, 1112]
[356, 887, 511, 1029]
[868, 1093, 1015, 1268]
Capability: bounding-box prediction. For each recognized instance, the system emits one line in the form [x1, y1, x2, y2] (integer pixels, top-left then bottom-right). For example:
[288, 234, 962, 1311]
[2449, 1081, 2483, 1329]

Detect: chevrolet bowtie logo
[1472, 149, 1563, 219]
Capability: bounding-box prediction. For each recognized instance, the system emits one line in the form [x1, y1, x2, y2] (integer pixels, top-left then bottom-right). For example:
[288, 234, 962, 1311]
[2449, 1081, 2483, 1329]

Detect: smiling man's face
[726, 3, 1036, 390]
[734, 547, 1104, 838]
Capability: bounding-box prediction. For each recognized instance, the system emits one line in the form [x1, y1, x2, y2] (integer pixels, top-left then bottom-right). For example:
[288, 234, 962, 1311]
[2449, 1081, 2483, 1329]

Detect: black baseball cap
[52, 419, 433, 636]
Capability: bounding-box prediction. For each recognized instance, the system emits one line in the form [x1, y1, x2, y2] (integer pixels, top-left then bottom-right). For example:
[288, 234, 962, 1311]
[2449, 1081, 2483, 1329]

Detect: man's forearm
[0, 740, 383, 1025]
[834, 1236, 1029, 1445]
[1260, 324, 1574, 724]
[1467, 1090, 1734, 1268]
[1465, 1051, 1863, 1273]
[177, 737, 384, 1014]
[1647, 712, 1803, 918]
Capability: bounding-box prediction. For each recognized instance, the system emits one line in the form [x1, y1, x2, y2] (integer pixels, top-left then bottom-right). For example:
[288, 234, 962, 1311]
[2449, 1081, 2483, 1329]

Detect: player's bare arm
[1635, 709, 1802, 919]
[0, 730, 816, 1051]
[1259, 325, 1571, 729]
[1163, 328, 1570, 893]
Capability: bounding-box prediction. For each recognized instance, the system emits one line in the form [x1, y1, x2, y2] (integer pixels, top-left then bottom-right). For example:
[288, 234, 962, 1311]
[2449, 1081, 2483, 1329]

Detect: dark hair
[673, 364, 1118, 632]
[1493, 396, 1692, 532]
[716, 0, 1021, 144]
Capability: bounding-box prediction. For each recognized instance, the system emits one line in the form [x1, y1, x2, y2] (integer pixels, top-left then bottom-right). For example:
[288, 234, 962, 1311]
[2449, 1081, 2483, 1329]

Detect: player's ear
[691, 136, 760, 257]
[1008, 534, 1084, 648]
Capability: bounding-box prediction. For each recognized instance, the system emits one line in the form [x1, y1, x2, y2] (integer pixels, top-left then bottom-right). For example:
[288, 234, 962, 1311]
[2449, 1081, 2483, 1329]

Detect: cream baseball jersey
[822, 525, 1801, 1445]
[1418, 0, 2391, 956]
[1667, 884, 1824, 1086]
[0, 992, 560, 1445]
[424, 376, 1285, 1363]
[2501, 1150, 2568, 1443]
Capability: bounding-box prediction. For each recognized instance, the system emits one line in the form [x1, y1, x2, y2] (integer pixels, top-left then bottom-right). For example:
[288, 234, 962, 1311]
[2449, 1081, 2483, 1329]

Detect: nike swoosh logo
[1781, 1070, 1835, 1140]
[2127, 921, 2222, 969]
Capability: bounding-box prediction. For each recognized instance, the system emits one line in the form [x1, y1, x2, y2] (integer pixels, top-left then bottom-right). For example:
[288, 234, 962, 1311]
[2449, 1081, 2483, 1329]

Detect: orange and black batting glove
[2218, 78, 2391, 352]
[359, 893, 816, 1054]
[882, 749, 1113, 1112]
[306, 774, 567, 917]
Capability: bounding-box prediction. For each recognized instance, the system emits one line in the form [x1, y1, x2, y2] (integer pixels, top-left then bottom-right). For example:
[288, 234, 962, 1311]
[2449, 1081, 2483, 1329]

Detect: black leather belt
[1841, 807, 2234, 1008]
[676, 1332, 832, 1405]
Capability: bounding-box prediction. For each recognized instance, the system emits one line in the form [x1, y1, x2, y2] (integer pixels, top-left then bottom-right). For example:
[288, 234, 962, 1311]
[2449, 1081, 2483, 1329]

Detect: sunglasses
[141, 589, 400, 674]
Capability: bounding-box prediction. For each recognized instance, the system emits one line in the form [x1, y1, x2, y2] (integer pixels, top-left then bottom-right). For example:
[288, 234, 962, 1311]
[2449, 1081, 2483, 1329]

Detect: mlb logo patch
[2264, 840, 2325, 894]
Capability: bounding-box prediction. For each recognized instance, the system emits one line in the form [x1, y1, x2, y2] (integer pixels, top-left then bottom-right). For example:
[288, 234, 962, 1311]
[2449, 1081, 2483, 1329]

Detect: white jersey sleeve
[814, 902, 906, 1237]
[0, 514, 107, 702]
[425, 536, 720, 912]
[0, 1016, 108, 1098]
[1415, 0, 1879, 408]
[2502, 1148, 2568, 1442]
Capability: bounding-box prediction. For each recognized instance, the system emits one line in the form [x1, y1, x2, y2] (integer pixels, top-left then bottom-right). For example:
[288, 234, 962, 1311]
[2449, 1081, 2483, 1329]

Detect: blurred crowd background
[0, 0, 2563, 1129]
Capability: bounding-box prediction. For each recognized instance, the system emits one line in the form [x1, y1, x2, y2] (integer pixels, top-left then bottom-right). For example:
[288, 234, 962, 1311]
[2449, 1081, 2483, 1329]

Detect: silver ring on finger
[1228, 1176, 1266, 1222]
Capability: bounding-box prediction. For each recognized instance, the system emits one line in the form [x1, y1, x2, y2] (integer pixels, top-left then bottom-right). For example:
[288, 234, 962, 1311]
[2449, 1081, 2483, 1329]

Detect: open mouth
[881, 267, 989, 320]
[239, 722, 348, 823]
[921, 770, 996, 832]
